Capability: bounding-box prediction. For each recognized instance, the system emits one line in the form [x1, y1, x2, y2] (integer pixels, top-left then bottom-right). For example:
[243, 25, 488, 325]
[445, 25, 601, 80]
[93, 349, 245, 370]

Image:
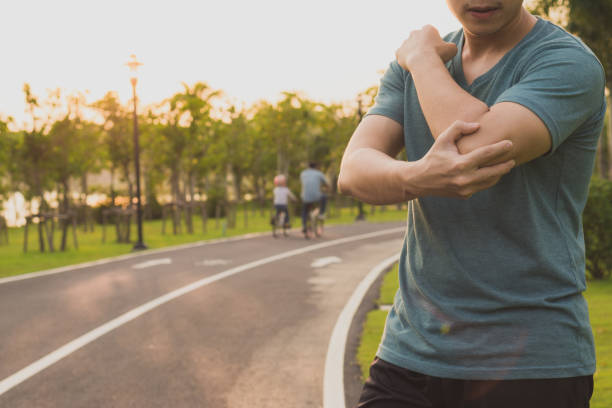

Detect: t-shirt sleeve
[494, 47, 606, 153]
[366, 60, 406, 126]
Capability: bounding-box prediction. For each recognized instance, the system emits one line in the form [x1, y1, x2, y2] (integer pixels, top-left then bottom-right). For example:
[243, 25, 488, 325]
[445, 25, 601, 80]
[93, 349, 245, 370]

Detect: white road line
[0, 227, 405, 397]
[323, 253, 400, 408]
[132, 258, 172, 269]
[311, 256, 342, 268]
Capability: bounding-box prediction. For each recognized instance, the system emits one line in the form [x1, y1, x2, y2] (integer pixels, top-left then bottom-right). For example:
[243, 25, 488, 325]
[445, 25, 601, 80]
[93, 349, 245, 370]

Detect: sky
[0, 1, 460, 126]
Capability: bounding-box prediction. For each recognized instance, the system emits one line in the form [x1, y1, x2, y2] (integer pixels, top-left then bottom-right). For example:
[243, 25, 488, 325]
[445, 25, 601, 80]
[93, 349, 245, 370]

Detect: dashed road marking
[132, 258, 172, 269]
[311, 256, 342, 268]
[195, 259, 231, 267]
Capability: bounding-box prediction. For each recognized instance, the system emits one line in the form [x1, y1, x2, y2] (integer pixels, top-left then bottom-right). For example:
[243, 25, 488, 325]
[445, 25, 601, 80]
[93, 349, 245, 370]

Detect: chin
[461, 19, 506, 36]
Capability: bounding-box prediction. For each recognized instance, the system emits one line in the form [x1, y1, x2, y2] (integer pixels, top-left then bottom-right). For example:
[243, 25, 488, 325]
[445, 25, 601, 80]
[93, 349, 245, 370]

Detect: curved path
[0, 221, 404, 407]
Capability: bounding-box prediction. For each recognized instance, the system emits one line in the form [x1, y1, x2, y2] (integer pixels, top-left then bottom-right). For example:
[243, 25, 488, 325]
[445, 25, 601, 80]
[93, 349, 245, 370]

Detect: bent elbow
[337, 172, 351, 196]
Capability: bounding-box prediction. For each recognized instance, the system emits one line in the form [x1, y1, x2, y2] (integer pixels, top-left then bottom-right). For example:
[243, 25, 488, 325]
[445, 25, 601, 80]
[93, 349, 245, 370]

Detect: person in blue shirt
[300, 162, 329, 238]
[338, 0, 605, 407]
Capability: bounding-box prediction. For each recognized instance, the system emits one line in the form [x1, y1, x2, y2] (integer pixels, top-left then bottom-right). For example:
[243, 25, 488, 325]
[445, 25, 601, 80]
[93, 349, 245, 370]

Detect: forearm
[338, 148, 418, 205]
[410, 53, 489, 139]
[409, 55, 549, 165]
[339, 118, 515, 202]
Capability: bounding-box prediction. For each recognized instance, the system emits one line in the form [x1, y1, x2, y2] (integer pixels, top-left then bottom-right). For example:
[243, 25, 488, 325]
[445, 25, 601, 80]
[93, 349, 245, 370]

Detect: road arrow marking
[311, 256, 342, 268]
[132, 258, 172, 269]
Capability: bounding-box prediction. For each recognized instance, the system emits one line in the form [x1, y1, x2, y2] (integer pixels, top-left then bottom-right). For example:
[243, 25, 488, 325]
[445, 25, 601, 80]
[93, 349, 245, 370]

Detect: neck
[463, 8, 536, 58]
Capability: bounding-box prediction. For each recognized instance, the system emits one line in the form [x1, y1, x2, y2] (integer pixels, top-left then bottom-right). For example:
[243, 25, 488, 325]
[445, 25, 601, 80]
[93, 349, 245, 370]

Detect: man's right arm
[337, 115, 516, 205]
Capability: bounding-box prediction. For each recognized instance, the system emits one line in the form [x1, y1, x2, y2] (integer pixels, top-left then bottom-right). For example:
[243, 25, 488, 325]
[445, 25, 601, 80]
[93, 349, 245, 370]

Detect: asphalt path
[0, 221, 405, 407]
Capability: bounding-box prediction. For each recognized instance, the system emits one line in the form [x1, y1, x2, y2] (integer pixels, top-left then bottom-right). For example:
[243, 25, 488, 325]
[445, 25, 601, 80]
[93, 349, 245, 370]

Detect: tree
[582, 176, 612, 279]
[168, 82, 222, 232]
[0, 118, 20, 236]
[529, 0, 612, 178]
[92, 92, 133, 207]
[257, 92, 313, 177]
[18, 84, 55, 251]
[246, 104, 277, 208]
[215, 106, 255, 227]
[0, 119, 15, 199]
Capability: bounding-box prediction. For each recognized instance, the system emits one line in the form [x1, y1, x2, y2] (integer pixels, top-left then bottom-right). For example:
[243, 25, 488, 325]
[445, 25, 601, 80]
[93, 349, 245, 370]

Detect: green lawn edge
[0, 205, 406, 278]
[356, 265, 612, 407]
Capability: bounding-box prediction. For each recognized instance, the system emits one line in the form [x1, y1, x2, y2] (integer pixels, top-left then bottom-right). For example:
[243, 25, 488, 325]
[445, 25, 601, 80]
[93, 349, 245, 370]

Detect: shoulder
[519, 19, 604, 77]
[507, 19, 606, 103]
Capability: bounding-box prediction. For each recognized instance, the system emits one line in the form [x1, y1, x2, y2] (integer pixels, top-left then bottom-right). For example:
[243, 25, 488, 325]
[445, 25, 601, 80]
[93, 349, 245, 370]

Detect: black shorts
[356, 357, 593, 408]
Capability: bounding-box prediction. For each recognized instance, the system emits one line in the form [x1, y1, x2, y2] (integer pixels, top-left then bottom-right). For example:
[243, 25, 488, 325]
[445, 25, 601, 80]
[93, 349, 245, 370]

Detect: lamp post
[126, 54, 147, 250]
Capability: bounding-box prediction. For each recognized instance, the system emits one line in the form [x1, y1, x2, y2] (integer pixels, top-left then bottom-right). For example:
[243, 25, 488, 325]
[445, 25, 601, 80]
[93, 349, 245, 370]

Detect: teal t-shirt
[369, 18, 606, 379]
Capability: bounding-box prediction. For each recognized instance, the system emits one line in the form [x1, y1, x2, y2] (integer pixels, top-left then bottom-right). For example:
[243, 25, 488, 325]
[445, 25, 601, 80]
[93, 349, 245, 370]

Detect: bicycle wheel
[279, 212, 287, 237]
[281, 213, 289, 237]
[271, 211, 279, 238]
[315, 214, 324, 237]
[309, 207, 321, 238]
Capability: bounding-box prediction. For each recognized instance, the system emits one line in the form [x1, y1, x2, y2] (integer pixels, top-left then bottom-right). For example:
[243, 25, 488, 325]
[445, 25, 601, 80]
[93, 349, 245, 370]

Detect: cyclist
[272, 174, 296, 230]
[299, 162, 329, 238]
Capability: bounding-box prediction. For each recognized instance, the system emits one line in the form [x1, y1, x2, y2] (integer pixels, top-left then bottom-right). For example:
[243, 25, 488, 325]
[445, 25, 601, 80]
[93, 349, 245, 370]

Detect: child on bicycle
[273, 174, 296, 228]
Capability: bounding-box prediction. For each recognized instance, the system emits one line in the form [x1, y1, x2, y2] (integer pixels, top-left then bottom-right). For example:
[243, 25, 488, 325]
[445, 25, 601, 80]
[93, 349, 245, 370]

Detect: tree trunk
[80, 173, 93, 232]
[144, 170, 152, 220]
[254, 175, 266, 216]
[596, 131, 605, 177]
[60, 179, 70, 251]
[277, 150, 290, 178]
[186, 171, 195, 234]
[170, 166, 181, 235]
[80, 173, 88, 206]
[110, 166, 116, 207]
[607, 93, 612, 180]
[224, 166, 235, 229]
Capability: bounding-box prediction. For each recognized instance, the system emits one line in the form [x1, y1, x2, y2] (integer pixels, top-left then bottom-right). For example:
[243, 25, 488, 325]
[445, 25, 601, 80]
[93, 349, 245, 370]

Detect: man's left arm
[397, 26, 604, 166]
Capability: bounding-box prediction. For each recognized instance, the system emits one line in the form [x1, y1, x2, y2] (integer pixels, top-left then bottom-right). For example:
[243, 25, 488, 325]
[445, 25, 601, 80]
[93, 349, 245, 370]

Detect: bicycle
[304, 202, 324, 239]
[271, 208, 290, 238]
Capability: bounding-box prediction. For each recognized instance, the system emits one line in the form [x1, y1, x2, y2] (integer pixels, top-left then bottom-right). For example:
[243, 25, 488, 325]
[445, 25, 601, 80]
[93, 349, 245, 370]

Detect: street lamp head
[125, 54, 143, 83]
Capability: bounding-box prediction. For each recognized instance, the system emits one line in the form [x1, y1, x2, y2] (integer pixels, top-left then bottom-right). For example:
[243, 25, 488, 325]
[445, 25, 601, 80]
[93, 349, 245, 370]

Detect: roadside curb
[323, 253, 400, 408]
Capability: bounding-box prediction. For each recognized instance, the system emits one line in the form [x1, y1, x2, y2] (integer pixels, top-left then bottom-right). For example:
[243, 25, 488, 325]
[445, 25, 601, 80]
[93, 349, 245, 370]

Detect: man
[300, 162, 329, 238]
[338, 1, 606, 406]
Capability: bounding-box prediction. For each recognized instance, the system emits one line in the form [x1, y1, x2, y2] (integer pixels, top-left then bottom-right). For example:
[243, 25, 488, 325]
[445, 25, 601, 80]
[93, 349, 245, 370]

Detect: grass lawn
[0, 203, 407, 278]
[357, 266, 612, 407]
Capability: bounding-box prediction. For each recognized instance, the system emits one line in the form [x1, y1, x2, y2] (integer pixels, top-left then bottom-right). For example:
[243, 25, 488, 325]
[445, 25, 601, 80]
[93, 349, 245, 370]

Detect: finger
[474, 159, 515, 181]
[463, 140, 513, 166]
[458, 161, 514, 198]
[463, 176, 503, 199]
[437, 42, 458, 62]
[422, 24, 440, 36]
[438, 121, 480, 144]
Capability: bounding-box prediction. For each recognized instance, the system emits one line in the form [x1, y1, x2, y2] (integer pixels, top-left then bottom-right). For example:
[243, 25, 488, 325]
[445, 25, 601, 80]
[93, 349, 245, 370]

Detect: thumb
[437, 121, 480, 145]
[437, 42, 458, 63]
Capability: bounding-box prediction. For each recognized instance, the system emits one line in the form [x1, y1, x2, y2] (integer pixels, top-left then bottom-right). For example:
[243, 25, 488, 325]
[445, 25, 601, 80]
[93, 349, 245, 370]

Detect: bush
[583, 177, 612, 280]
